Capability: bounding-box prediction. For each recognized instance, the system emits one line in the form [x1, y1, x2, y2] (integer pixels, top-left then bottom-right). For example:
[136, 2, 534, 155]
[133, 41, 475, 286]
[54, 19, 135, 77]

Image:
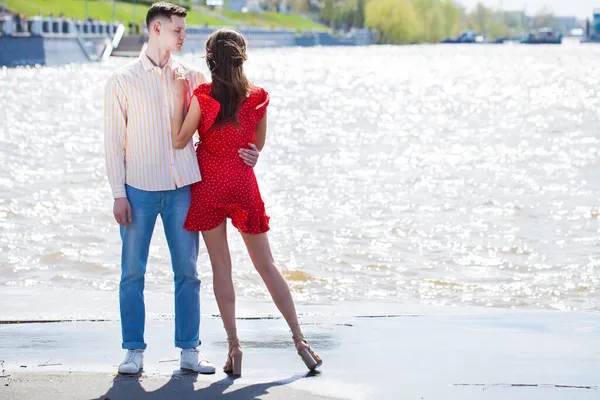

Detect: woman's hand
[172, 68, 188, 103]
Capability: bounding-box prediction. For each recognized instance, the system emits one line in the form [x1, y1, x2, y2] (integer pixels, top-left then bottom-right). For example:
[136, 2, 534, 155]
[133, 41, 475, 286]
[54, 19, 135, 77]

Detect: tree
[290, 0, 311, 13]
[263, 0, 281, 12]
[353, 0, 365, 29]
[486, 11, 510, 38]
[471, 2, 490, 35]
[365, 0, 420, 44]
[533, 6, 557, 28]
[426, 3, 445, 42]
[320, 0, 335, 25]
[345, 0, 522, 44]
[440, 0, 462, 37]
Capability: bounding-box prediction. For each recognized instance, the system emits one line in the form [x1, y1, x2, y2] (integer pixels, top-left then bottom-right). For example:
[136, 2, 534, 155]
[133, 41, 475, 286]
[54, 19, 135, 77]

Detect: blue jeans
[119, 184, 200, 350]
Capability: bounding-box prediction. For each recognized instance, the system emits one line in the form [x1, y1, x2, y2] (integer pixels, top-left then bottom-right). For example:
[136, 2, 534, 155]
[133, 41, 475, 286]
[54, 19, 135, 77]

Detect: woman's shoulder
[193, 82, 212, 96]
[247, 85, 269, 106]
[244, 85, 269, 121]
[249, 85, 267, 97]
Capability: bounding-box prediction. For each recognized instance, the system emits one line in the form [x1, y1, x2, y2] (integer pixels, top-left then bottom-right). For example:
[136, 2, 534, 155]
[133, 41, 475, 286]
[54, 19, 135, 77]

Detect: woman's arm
[171, 70, 202, 149]
[172, 98, 201, 149]
[254, 112, 267, 151]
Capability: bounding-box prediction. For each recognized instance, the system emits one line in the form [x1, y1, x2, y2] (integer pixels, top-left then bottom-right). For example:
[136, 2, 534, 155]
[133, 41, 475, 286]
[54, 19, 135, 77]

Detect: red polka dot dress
[184, 83, 270, 234]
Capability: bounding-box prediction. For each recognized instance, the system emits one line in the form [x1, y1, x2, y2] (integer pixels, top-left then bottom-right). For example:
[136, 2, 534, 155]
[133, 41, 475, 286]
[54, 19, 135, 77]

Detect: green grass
[223, 11, 327, 31]
[5, 0, 327, 31]
[6, 0, 222, 27]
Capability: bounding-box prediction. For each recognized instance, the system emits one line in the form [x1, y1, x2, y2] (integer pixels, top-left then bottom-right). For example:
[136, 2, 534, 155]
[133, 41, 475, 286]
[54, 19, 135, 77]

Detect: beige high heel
[224, 328, 243, 376]
[291, 323, 322, 371]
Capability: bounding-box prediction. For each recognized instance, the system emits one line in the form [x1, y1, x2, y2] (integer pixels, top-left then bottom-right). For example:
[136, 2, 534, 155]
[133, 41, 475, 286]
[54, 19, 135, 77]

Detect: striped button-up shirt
[104, 54, 205, 199]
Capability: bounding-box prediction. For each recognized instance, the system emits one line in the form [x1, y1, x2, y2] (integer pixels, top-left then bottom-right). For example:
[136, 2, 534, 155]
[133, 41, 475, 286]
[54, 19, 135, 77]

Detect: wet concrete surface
[1, 304, 600, 399]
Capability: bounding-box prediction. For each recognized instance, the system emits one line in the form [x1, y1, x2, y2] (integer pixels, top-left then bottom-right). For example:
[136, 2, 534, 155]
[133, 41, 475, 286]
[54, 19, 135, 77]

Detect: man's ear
[153, 21, 161, 36]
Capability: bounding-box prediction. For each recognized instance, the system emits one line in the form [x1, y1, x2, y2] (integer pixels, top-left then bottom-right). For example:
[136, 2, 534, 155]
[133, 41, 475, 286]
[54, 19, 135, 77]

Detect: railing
[101, 23, 126, 61]
[1, 14, 375, 47]
[0, 15, 121, 37]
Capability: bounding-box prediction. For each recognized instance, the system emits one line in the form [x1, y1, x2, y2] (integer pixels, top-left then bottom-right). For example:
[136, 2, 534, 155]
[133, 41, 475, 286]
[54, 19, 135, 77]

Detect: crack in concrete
[452, 383, 597, 390]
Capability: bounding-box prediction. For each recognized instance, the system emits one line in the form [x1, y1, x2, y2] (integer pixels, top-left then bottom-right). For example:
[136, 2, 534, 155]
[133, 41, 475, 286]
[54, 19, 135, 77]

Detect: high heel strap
[290, 323, 304, 343]
[225, 328, 239, 346]
[290, 324, 311, 349]
[226, 328, 238, 337]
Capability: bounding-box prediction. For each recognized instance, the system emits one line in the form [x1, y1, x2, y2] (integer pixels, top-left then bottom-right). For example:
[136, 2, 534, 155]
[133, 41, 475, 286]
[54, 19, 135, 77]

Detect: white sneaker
[118, 349, 144, 374]
[180, 348, 216, 374]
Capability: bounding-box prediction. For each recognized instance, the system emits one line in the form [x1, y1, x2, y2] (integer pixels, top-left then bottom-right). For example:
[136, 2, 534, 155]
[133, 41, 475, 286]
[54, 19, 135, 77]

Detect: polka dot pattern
[184, 83, 271, 234]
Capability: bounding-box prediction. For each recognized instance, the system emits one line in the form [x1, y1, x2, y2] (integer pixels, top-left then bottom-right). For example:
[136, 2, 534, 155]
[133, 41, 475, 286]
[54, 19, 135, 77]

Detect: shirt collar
[140, 53, 174, 72]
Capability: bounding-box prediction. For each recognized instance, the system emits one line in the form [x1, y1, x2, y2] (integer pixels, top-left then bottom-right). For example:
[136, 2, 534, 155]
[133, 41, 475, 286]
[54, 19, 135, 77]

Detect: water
[1, 44, 599, 313]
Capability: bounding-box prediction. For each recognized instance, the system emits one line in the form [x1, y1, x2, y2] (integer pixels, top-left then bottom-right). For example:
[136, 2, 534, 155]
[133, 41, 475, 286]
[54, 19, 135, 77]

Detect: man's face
[154, 15, 187, 52]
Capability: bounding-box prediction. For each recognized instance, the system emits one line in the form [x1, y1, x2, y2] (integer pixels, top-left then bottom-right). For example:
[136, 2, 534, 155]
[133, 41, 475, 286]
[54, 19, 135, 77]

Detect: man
[104, 2, 260, 374]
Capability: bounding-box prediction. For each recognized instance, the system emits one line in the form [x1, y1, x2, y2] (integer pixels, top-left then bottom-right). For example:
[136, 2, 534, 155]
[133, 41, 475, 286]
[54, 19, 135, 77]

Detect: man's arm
[238, 143, 260, 167]
[104, 75, 131, 225]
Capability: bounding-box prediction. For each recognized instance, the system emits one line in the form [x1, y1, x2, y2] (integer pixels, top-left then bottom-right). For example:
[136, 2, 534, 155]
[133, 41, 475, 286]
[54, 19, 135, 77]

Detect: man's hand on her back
[114, 197, 132, 226]
[238, 143, 260, 167]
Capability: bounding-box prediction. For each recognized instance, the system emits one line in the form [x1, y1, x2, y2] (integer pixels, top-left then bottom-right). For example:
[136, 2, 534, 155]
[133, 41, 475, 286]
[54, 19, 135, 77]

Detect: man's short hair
[146, 2, 187, 30]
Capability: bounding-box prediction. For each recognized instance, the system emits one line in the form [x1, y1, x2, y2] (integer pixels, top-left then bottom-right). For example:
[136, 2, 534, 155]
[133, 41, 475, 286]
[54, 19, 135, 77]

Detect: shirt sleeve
[103, 74, 128, 199]
[186, 70, 206, 111]
[188, 70, 207, 91]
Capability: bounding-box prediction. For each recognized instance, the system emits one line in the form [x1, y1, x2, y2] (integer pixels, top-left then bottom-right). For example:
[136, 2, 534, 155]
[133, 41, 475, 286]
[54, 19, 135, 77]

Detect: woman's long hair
[205, 29, 250, 126]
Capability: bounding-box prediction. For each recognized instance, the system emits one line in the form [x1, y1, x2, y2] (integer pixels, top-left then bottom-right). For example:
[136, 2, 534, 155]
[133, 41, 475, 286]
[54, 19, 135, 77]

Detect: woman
[170, 28, 321, 376]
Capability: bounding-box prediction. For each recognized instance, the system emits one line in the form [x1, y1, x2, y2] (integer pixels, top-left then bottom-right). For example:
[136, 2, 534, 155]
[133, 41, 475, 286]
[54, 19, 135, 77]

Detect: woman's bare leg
[202, 221, 242, 369]
[240, 232, 308, 350]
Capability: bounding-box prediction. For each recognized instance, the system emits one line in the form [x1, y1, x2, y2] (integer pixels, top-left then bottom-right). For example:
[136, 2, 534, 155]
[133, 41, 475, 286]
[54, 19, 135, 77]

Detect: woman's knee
[211, 258, 232, 278]
[253, 259, 278, 277]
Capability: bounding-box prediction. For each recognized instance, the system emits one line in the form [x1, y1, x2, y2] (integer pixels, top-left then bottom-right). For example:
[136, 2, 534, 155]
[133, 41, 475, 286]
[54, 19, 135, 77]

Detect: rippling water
[1, 44, 599, 312]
